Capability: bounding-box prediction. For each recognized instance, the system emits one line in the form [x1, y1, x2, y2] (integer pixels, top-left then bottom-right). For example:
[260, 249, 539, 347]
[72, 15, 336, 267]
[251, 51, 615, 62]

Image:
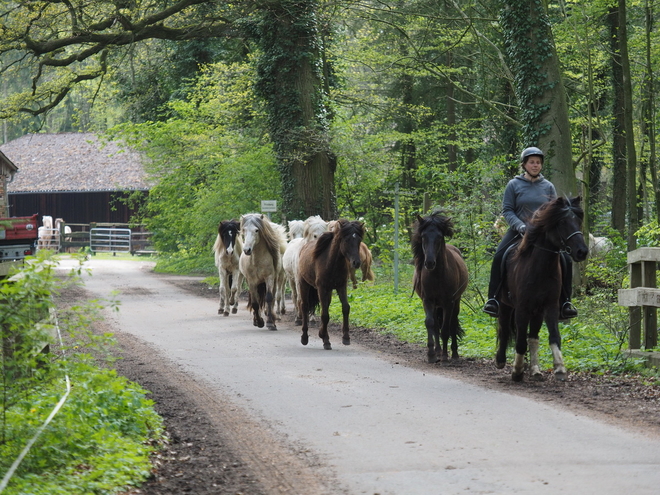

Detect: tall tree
[0, 0, 335, 220]
[499, 0, 577, 196]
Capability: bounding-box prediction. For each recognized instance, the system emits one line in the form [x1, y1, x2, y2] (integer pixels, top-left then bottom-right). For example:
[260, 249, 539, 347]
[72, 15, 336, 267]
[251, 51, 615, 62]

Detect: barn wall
[7, 191, 148, 224]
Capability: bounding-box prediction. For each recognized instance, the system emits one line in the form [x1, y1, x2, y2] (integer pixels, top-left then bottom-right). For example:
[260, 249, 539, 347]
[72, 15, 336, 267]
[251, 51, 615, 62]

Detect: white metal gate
[89, 228, 131, 253]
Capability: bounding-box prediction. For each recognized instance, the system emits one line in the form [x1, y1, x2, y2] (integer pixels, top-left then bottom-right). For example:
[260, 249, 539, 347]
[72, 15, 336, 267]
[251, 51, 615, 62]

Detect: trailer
[0, 214, 38, 276]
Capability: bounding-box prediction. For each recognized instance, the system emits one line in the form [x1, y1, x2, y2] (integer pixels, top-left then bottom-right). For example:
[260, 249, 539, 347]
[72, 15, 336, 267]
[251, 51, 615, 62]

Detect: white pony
[269, 220, 289, 318]
[287, 220, 305, 241]
[213, 219, 243, 316]
[282, 215, 328, 325]
[37, 215, 58, 250]
[589, 233, 613, 257]
[239, 214, 287, 330]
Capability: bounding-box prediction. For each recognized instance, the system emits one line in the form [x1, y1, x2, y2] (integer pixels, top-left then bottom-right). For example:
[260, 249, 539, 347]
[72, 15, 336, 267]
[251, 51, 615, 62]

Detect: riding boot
[560, 301, 578, 319]
[559, 252, 577, 320]
[483, 298, 500, 317]
[483, 251, 504, 317]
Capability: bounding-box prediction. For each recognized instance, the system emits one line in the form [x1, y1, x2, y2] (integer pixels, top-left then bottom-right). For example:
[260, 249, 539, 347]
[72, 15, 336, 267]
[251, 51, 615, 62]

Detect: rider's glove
[517, 224, 526, 235]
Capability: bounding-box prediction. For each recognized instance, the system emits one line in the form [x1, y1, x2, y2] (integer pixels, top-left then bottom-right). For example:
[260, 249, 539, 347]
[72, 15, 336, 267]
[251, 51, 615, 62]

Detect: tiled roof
[0, 132, 150, 193]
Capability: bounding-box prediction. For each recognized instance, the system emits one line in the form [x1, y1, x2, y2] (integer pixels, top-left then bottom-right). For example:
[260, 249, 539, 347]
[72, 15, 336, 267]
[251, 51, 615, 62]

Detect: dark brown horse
[297, 219, 364, 350]
[412, 213, 469, 363]
[496, 196, 589, 381]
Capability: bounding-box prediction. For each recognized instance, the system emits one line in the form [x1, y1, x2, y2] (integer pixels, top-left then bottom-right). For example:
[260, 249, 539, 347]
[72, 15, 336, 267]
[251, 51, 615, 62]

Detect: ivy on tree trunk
[253, 0, 337, 220]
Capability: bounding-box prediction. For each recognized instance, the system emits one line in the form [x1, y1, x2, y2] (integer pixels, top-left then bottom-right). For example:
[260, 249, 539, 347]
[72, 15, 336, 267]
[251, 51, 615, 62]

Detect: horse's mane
[312, 219, 364, 258]
[241, 214, 282, 263]
[303, 215, 328, 241]
[288, 220, 304, 240]
[517, 196, 583, 256]
[411, 213, 454, 272]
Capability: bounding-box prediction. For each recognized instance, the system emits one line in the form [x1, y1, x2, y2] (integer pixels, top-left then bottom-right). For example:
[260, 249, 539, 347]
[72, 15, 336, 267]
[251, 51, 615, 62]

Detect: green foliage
[110, 61, 280, 272]
[0, 254, 164, 494]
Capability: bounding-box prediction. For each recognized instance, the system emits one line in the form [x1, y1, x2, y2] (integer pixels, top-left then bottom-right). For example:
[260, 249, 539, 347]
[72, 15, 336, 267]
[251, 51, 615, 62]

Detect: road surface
[58, 258, 660, 495]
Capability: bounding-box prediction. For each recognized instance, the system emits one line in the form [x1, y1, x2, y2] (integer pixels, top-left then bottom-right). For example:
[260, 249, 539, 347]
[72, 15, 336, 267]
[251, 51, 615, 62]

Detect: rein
[532, 230, 583, 255]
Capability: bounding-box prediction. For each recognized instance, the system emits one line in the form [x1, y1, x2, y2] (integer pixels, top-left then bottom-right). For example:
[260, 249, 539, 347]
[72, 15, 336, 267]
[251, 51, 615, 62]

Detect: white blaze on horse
[213, 219, 243, 316]
[282, 215, 328, 325]
[328, 219, 375, 289]
[239, 214, 286, 331]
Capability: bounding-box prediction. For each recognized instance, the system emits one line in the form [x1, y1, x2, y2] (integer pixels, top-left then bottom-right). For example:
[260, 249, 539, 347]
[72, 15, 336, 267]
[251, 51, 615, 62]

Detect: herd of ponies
[213, 197, 592, 382]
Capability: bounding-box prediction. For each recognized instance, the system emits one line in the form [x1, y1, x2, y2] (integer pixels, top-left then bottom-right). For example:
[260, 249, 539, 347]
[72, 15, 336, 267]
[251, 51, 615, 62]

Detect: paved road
[59, 258, 660, 495]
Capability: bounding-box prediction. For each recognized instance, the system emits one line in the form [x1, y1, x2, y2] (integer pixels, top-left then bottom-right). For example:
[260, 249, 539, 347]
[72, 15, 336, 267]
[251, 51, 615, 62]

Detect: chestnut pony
[297, 219, 363, 350]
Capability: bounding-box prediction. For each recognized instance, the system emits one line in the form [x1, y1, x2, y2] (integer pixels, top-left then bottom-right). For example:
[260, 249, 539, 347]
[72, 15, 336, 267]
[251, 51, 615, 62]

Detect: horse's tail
[306, 285, 320, 315]
[456, 320, 465, 340]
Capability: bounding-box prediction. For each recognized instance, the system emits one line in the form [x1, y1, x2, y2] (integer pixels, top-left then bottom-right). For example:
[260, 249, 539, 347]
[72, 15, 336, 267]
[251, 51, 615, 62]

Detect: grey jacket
[502, 174, 557, 233]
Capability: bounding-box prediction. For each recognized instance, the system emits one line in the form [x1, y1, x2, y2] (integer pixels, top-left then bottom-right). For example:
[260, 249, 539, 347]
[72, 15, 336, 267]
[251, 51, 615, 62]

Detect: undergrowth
[0, 252, 164, 495]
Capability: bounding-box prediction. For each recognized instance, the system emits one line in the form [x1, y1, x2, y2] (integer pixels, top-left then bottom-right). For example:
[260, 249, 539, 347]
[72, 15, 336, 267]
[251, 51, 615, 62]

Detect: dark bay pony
[496, 196, 589, 382]
[213, 219, 243, 316]
[411, 213, 469, 363]
[297, 219, 363, 350]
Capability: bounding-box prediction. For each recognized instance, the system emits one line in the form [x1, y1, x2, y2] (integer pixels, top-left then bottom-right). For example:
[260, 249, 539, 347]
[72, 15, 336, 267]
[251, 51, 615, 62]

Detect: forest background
[1, 0, 659, 354]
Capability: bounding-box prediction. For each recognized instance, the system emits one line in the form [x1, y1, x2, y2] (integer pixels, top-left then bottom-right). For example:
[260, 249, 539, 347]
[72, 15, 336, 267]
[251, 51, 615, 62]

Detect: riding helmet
[520, 146, 544, 163]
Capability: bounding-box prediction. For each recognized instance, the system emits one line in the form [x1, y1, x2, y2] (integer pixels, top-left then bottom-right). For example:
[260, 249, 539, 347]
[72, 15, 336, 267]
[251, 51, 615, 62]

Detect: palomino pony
[283, 215, 328, 325]
[496, 196, 589, 382]
[239, 214, 286, 331]
[297, 219, 363, 350]
[213, 220, 243, 316]
[268, 220, 289, 318]
[411, 213, 469, 363]
[328, 220, 375, 289]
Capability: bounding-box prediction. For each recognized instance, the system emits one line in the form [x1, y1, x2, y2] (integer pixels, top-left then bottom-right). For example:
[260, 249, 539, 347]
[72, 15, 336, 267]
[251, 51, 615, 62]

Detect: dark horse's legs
[299, 280, 313, 346]
[495, 305, 514, 369]
[318, 288, 333, 350]
[423, 302, 441, 363]
[441, 304, 461, 360]
[336, 285, 351, 346]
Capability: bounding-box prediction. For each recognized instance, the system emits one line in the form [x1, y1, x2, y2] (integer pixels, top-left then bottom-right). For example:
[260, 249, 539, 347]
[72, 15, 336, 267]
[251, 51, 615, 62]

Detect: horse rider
[482, 146, 579, 320]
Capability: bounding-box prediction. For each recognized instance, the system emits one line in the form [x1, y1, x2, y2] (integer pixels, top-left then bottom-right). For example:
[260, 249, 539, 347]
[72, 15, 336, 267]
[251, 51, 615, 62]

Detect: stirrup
[560, 301, 578, 319]
[483, 298, 500, 317]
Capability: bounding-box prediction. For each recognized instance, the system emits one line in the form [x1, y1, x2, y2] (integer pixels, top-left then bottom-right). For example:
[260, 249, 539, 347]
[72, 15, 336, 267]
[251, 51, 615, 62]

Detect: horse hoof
[223, 311, 229, 317]
[530, 372, 544, 382]
[231, 308, 237, 314]
[427, 355, 436, 364]
[511, 371, 524, 382]
[301, 334, 309, 346]
[323, 343, 332, 350]
[554, 371, 567, 382]
[294, 319, 302, 326]
[218, 309, 222, 315]
[256, 319, 264, 328]
[281, 308, 286, 315]
[342, 338, 350, 345]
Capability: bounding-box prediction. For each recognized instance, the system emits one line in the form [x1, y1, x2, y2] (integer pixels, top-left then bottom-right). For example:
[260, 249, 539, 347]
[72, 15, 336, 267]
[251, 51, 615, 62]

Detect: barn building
[0, 132, 150, 224]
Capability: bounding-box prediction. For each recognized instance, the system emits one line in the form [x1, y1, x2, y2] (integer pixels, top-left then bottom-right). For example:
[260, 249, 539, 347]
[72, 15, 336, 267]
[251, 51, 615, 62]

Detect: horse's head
[240, 214, 262, 256]
[287, 220, 304, 240]
[413, 213, 454, 271]
[526, 196, 589, 262]
[303, 215, 328, 242]
[219, 220, 240, 255]
[336, 219, 364, 269]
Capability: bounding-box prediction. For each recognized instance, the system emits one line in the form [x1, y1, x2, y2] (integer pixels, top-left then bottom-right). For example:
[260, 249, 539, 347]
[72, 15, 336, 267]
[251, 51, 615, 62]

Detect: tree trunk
[255, 1, 337, 220]
[608, 5, 627, 236]
[499, 0, 576, 196]
[618, 0, 639, 250]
